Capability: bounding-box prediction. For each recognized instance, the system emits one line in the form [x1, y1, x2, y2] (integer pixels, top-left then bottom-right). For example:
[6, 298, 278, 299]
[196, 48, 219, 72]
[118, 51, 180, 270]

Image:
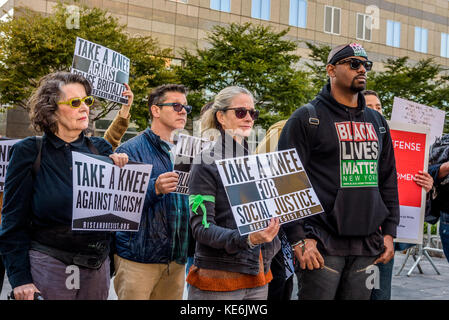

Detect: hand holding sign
[155, 171, 179, 195]
[122, 83, 134, 110]
[413, 171, 433, 193]
[248, 217, 280, 246]
[109, 153, 129, 168]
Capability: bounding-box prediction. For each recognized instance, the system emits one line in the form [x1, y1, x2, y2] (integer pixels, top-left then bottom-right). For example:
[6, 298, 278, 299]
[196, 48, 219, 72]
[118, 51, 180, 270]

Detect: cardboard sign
[389, 121, 430, 244]
[72, 152, 152, 232]
[71, 37, 130, 104]
[0, 138, 20, 192]
[391, 97, 445, 146]
[173, 134, 214, 195]
[215, 149, 324, 235]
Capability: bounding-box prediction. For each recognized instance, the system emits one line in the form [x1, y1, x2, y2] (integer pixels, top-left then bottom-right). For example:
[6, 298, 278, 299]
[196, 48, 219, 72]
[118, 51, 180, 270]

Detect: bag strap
[304, 102, 319, 145]
[32, 136, 100, 177]
[32, 136, 43, 178]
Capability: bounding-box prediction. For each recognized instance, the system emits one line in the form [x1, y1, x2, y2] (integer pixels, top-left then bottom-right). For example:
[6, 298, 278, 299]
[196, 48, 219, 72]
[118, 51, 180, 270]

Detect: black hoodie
[278, 83, 400, 256]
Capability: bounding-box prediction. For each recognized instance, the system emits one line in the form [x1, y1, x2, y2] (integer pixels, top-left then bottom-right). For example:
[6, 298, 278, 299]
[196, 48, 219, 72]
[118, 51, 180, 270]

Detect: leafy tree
[175, 22, 314, 129]
[0, 2, 175, 131]
[304, 42, 449, 131]
[303, 41, 331, 96]
[367, 57, 449, 125]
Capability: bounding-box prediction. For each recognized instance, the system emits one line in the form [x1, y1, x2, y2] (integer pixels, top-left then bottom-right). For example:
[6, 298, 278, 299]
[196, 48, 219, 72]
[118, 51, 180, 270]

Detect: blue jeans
[440, 212, 449, 263]
[185, 256, 194, 291]
[370, 242, 414, 300]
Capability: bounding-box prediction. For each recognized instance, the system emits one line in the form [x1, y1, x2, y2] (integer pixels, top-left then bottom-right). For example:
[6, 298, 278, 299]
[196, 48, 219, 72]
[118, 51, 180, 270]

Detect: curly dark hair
[148, 84, 187, 120]
[29, 72, 93, 134]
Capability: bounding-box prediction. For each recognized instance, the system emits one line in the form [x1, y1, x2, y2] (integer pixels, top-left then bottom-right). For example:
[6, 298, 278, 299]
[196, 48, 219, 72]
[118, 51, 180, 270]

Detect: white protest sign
[389, 122, 430, 244]
[215, 149, 324, 235]
[71, 37, 130, 104]
[173, 134, 214, 195]
[0, 138, 20, 192]
[391, 97, 445, 146]
[72, 152, 152, 232]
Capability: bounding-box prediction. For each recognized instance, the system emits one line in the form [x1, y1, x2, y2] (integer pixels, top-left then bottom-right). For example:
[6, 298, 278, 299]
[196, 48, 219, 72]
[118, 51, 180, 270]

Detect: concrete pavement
[1, 250, 448, 300]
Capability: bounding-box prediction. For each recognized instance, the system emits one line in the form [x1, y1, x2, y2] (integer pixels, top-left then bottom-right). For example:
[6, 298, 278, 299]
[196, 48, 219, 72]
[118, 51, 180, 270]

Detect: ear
[150, 105, 160, 119]
[215, 110, 225, 126]
[326, 64, 336, 78]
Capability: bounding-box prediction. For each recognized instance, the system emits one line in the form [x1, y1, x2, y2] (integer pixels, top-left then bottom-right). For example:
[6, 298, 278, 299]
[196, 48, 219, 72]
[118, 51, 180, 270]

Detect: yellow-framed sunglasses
[58, 96, 95, 108]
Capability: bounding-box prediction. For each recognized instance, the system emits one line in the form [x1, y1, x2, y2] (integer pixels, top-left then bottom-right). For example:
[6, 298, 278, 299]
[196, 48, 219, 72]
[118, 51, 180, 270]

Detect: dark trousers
[298, 255, 377, 300]
[267, 250, 293, 300]
[0, 255, 4, 295]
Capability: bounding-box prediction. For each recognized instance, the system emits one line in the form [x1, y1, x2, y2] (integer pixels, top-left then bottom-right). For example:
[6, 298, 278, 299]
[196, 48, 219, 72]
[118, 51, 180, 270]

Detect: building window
[356, 13, 372, 41]
[324, 6, 340, 35]
[414, 26, 428, 53]
[441, 33, 449, 58]
[251, 0, 270, 21]
[169, 0, 188, 3]
[210, 0, 230, 12]
[289, 0, 307, 28]
[386, 20, 401, 47]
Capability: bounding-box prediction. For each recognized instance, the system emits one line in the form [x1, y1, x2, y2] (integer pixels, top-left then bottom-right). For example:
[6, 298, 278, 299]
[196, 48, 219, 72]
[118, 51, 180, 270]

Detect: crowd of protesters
[0, 43, 446, 300]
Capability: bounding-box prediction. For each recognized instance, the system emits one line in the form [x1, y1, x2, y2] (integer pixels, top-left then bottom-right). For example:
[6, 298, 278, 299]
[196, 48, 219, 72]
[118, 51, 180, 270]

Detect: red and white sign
[389, 122, 430, 244]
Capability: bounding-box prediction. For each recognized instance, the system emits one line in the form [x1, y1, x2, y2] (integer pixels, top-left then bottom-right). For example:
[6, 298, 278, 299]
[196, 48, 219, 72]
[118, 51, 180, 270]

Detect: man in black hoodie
[278, 43, 399, 300]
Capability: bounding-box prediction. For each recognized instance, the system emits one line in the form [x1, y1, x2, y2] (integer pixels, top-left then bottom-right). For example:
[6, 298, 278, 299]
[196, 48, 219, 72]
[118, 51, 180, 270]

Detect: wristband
[247, 235, 257, 249]
[292, 239, 307, 254]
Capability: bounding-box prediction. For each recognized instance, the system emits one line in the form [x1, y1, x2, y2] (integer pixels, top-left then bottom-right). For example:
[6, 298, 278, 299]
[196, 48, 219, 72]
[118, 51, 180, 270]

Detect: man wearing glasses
[278, 43, 399, 300]
[113, 84, 192, 300]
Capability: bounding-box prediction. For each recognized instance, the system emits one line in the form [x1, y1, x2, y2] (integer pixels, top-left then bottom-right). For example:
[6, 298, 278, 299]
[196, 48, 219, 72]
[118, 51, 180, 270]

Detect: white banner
[391, 97, 445, 146]
[0, 138, 20, 192]
[215, 149, 324, 235]
[173, 134, 214, 195]
[71, 37, 130, 104]
[72, 152, 152, 232]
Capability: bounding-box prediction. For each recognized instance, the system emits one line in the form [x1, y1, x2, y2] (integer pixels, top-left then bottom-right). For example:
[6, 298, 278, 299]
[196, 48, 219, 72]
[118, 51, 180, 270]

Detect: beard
[350, 77, 367, 93]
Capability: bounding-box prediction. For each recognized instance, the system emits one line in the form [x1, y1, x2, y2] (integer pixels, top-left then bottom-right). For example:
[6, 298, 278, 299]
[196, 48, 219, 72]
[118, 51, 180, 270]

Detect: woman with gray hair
[186, 86, 281, 300]
[0, 71, 128, 300]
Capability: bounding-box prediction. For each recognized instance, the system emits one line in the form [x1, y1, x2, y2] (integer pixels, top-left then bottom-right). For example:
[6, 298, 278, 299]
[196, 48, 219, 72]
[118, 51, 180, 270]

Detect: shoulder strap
[32, 136, 100, 177]
[304, 103, 319, 145]
[32, 136, 43, 178]
[86, 137, 100, 155]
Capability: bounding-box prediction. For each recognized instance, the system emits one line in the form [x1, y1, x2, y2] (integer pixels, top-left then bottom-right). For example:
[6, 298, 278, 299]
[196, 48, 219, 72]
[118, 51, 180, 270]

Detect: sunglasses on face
[58, 96, 95, 108]
[223, 107, 259, 120]
[156, 103, 192, 114]
[335, 58, 373, 71]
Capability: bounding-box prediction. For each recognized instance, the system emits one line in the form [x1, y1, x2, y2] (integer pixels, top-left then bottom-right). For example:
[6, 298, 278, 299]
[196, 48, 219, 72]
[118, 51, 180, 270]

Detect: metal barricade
[396, 221, 443, 277]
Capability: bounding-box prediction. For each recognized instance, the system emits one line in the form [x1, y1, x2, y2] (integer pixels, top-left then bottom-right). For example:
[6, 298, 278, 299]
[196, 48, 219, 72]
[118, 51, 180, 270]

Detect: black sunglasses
[335, 58, 373, 71]
[222, 107, 259, 120]
[156, 102, 192, 114]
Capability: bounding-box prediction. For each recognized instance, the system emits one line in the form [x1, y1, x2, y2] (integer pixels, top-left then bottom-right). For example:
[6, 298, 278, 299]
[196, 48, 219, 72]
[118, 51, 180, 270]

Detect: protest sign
[389, 121, 430, 244]
[215, 149, 323, 235]
[0, 138, 20, 192]
[391, 97, 445, 146]
[72, 151, 152, 232]
[173, 134, 214, 195]
[279, 232, 295, 280]
[71, 37, 130, 104]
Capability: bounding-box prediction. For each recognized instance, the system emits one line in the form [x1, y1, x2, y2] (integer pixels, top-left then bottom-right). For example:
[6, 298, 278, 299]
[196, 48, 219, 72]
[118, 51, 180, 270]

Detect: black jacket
[278, 83, 400, 256]
[189, 132, 281, 275]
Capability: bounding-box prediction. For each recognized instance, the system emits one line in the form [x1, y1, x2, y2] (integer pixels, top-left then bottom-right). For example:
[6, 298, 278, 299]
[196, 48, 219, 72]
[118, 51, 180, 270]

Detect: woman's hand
[413, 171, 434, 193]
[109, 153, 129, 168]
[119, 83, 134, 119]
[248, 218, 280, 245]
[13, 283, 40, 300]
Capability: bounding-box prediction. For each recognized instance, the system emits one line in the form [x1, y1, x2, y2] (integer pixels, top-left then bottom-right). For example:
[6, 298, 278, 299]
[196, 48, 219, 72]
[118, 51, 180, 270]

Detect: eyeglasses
[58, 96, 95, 108]
[335, 58, 373, 71]
[156, 103, 192, 114]
[222, 107, 259, 120]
